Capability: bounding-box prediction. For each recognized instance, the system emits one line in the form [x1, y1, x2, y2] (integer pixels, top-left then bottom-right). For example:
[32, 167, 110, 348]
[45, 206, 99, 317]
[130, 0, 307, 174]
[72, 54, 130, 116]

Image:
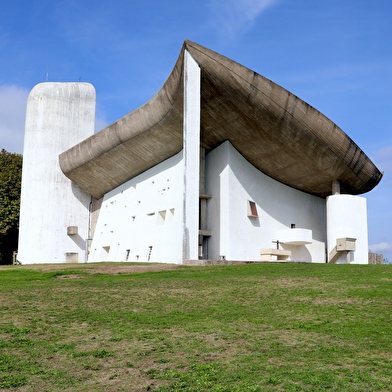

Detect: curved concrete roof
[60, 40, 382, 199]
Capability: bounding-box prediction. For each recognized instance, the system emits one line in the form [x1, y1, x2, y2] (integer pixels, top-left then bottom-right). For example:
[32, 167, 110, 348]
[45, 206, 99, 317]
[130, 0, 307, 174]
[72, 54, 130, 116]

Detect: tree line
[0, 149, 22, 264]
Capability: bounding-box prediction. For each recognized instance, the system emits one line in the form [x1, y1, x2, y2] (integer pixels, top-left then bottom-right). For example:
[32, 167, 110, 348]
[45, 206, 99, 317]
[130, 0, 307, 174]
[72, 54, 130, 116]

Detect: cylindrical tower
[18, 83, 95, 263]
[326, 194, 369, 264]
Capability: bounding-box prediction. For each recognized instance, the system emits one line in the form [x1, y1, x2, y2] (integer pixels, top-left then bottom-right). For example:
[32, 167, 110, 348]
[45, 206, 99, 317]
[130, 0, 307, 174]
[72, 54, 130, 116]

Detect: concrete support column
[199, 148, 206, 259]
[183, 50, 201, 261]
[326, 195, 369, 264]
[332, 180, 340, 195]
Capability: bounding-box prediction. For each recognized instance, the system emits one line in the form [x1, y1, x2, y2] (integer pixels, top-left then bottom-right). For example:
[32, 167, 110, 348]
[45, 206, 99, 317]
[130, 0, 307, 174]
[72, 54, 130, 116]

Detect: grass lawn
[0, 262, 391, 391]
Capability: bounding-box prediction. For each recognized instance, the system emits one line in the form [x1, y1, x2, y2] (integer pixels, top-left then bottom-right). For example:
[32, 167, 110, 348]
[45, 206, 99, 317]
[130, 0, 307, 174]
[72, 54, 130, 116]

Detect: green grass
[0, 263, 391, 391]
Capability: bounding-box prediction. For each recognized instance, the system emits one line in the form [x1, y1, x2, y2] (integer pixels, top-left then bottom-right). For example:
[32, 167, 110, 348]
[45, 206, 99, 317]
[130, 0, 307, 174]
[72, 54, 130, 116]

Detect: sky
[1, 0, 391, 262]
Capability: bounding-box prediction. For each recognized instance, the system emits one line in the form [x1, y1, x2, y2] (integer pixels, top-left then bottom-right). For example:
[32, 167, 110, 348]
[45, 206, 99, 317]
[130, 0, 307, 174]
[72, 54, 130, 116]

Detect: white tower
[18, 83, 95, 264]
[327, 194, 369, 264]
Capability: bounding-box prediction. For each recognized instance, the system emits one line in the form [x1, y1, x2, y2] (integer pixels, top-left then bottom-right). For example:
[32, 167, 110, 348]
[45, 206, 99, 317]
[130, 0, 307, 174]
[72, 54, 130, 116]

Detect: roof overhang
[59, 40, 382, 199]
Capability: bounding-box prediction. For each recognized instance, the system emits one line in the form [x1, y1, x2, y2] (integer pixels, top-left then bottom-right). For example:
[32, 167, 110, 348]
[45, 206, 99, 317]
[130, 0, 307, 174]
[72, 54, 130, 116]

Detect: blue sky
[1, 0, 391, 261]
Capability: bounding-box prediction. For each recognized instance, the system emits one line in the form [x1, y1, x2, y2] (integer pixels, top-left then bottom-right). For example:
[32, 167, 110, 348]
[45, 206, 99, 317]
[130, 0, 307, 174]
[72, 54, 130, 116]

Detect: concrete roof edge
[58, 40, 382, 199]
[59, 43, 186, 185]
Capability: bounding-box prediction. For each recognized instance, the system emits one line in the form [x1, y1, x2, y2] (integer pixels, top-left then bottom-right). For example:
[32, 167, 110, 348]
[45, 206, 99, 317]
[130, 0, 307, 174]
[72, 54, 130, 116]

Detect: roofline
[59, 40, 382, 199]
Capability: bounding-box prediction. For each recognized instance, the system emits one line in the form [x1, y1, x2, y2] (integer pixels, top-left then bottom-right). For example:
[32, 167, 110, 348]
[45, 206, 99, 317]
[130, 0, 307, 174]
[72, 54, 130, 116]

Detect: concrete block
[67, 226, 78, 236]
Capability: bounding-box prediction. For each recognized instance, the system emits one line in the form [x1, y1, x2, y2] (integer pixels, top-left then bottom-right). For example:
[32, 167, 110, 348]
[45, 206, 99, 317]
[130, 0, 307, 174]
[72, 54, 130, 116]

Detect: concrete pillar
[199, 148, 206, 259]
[326, 195, 369, 264]
[183, 50, 201, 261]
[18, 83, 95, 263]
[332, 180, 340, 195]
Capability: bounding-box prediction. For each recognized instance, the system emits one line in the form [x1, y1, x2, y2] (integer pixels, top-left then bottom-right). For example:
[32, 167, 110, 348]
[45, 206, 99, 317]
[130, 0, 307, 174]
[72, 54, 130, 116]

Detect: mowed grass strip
[0, 263, 391, 391]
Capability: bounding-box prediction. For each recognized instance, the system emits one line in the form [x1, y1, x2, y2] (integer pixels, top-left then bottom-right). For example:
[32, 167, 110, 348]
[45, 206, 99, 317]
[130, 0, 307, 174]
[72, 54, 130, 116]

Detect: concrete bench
[260, 248, 291, 262]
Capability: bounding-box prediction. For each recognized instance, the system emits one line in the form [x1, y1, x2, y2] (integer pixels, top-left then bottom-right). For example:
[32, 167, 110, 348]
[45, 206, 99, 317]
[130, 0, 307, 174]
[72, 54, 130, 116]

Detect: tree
[0, 149, 22, 264]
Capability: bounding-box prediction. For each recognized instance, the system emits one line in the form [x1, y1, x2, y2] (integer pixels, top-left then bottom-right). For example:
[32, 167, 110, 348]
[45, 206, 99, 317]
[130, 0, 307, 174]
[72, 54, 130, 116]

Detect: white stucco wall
[88, 152, 184, 263]
[205, 141, 327, 262]
[18, 83, 95, 264]
[326, 195, 368, 264]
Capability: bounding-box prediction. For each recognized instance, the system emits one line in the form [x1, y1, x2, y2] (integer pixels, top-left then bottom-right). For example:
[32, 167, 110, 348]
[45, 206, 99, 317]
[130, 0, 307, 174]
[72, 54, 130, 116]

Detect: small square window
[247, 200, 258, 218]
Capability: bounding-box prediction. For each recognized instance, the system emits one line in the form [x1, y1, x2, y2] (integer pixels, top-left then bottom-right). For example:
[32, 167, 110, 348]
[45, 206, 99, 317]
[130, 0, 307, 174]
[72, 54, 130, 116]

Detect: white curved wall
[327, 195, 368, 264]
[88, 152, 184, 263]
[205, 141, 327, 262]
[18, 83, 95, 263]
[87, 142, 369, 265]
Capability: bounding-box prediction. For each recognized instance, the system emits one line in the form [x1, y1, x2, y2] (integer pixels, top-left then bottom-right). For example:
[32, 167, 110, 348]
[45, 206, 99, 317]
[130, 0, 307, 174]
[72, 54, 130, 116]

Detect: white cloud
[377, 146, 392, 159]
[369, 242, 392, 253]
[373, 145, 392, 177]
[94, 114, 109, 133]
[376, 145, 392, 164]
[210, 0, 280, 40]
[0, 85, 29, 154]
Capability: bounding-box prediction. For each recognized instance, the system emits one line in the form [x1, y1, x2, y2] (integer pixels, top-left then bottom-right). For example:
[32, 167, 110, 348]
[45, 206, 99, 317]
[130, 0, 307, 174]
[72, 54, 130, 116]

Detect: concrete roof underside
[60, 40, 382, 200]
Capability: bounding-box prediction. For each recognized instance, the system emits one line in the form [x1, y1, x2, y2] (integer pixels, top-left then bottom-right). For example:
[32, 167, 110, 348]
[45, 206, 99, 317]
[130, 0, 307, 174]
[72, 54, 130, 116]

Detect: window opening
[247, 200, 258, 218]
[157, 210, 166, 225]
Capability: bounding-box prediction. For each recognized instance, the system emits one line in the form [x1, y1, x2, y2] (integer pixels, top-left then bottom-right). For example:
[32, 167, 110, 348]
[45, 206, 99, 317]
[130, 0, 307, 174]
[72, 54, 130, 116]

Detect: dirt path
[4, 262, 182, 275]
